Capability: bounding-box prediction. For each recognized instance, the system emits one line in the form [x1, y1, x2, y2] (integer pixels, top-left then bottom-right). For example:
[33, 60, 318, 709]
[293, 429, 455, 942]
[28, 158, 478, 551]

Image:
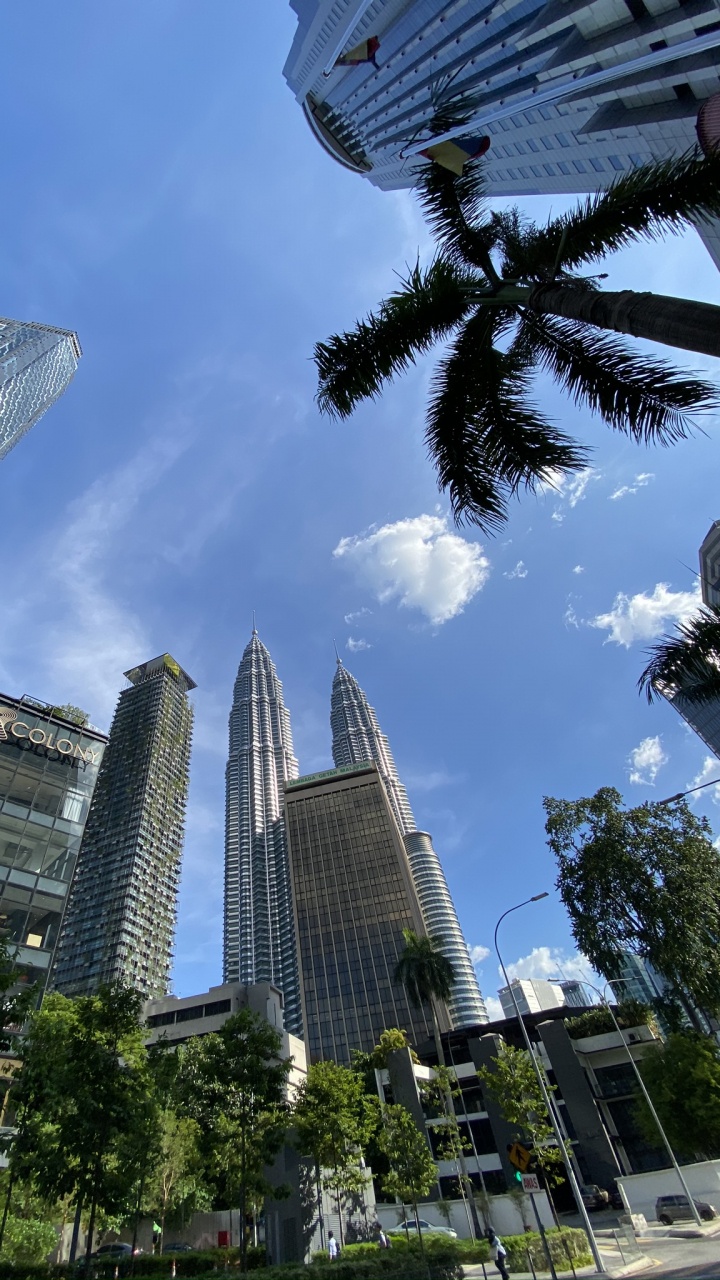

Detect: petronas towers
[223, 630, 487, 1042]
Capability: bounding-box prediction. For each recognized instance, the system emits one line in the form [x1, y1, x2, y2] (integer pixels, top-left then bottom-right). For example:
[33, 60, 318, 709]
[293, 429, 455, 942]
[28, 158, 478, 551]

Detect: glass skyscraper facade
[51, 654, 194, 999]
[0, 318, 81, 461]
[223, 631, 303, 1036]
[0, 694, 106, 996]
[284, 763, 437, 1063]
[331, 659, 488, 1028]
[284, 0, 720, 262]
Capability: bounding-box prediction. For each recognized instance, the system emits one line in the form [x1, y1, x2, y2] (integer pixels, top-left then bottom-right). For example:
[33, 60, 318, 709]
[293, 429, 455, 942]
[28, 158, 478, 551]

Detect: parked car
[387, 1219, 458, 1239]
[161, 1243, 195, 1253]
[580, 1185, 610, 1211]
[655, 1194, 717, 1224]
[74, 1243, 141, 1271]
[607, 1183, 625, 1211]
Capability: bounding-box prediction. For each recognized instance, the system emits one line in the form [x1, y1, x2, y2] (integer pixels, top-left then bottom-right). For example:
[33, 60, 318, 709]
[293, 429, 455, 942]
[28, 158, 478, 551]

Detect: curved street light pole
[494, 896, 607, 1275]
[590, 976, 704, 1229]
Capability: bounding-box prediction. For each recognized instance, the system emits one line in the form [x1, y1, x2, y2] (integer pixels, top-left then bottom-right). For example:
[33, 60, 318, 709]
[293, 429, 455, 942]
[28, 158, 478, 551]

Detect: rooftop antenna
[334, 638, 342, 664]
[252, 610, 257, 635]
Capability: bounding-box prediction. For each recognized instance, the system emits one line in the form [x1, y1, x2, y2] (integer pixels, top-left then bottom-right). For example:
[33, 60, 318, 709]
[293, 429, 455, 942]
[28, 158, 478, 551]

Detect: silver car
[655, 1194, 717, 1224]
[387, 1219, 458, 1238]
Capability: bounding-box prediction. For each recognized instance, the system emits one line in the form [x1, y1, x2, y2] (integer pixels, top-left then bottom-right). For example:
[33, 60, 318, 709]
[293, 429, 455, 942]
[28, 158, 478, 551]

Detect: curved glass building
[224, 631, 303, 1036]
[0, 318, 81, 461]
[330, 659, 487, 1027]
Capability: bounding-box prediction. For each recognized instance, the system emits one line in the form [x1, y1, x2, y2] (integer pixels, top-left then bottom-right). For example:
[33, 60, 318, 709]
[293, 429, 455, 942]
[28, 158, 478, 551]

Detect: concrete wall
[617, 1160, 720, 1221]
[374, 1191, 554, 1238]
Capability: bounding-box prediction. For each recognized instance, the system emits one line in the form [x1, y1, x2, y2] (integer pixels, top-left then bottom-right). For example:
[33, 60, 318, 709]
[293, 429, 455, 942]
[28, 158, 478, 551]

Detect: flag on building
[420, 135, 491, 175]
[334, 36, 380, 68]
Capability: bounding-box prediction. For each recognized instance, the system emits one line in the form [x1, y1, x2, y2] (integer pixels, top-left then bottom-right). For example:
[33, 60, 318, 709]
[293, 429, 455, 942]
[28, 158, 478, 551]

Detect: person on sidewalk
[486, 1227, 509, 1280]
[328, 1231, 339, 1261]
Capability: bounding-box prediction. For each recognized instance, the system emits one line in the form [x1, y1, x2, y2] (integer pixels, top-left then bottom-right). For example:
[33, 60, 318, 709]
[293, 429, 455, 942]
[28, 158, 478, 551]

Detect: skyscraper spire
[331, 663, 488, 1028]
[224, 631, 303, 1034]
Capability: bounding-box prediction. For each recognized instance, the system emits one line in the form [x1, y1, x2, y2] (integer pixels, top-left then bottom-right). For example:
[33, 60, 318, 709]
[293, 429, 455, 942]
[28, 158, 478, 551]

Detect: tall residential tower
[224, 631, 303, 1035]
[331, 659, 487, 1027]
[0, 318, 82, 460]
[667, 521, 720, 759]
[51, 655, 194, 999]
[284, 1, 720, 262]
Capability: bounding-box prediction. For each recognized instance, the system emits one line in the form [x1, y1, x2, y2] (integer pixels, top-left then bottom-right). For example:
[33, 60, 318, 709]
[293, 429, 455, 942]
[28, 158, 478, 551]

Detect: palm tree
[639, 604, 720, 704]
[315, 149, 720, 532]
[394, 928, 455, 1067]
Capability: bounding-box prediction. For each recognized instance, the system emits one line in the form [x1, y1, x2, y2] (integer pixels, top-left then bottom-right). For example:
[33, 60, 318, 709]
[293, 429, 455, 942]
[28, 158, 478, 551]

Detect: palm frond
[639, 604, 720, 704]
[415, 157, 499, 277]
[426, 308, 591, 529]
[314, 257, 479, 418]
[499, 149, 720, 276]
[519, 314, 717, 444]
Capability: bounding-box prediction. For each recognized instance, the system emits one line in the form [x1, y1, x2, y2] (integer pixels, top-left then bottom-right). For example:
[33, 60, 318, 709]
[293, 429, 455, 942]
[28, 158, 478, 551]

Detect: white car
[387, 1219, 458, 1239]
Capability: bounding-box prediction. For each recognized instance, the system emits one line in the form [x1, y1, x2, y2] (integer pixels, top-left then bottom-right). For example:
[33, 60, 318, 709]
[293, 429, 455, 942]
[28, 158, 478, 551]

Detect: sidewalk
[461, 1240, 653, 1279]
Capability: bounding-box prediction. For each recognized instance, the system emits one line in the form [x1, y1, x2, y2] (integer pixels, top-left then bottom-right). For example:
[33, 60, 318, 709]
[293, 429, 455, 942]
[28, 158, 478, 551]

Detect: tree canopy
[636, 1032, 720, 1159]
[315, 147, 720, 532]
[639, 604, 720, 706]
[545, 787, 720, 1017]
[477, 1042, 567, 1187]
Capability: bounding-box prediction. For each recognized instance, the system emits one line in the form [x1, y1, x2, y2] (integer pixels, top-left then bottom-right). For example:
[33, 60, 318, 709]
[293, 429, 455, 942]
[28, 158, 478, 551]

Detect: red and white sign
[521, 1174, 541, 1194]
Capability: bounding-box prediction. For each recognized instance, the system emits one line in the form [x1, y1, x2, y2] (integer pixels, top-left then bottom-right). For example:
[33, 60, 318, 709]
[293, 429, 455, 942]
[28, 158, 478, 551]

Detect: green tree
[377, 1104, 437, 1267]
[49, 705, 89, 727]
[315, 148, 720, 533]
[477, 1041, 567, 1188]
[173, 1007, 291, 1272]
[293, 1060, 376, 1247]
[639, 604, 720, 707]
[7, 986, 154, 1267]
[635, 1032, 720, 1160]
[545, 787, 720, 1022]
[421, 1066, 477, 1226]
[394, 930, 455, 1067]
[143, 1110, 208, 1243]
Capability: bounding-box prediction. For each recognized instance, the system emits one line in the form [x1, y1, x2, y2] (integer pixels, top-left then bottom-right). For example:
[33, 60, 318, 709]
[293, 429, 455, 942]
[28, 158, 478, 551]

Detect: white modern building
[330, 658, 488, 1028]
[284, 0, 720, 262]
[223, 630, 303, 1036]
[498, 977, 566, 1017]
[0, 318, 81, 460]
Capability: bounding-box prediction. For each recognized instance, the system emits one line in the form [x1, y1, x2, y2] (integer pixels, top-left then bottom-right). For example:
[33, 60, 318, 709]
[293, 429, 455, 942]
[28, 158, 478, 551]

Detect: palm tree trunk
[526, 283, 720, 359]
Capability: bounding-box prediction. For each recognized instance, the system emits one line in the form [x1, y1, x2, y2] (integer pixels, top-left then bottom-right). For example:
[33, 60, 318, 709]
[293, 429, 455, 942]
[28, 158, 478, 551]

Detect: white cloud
[471, 945, 490, 965]
[507, 946, 590, 985]
[346, 636, 371, 652]
[344, 608, 372, 624]
[687, 756, 720, 806]
[564, 601, 580, 629]
[333, 514, 490, 625]
[591, 582, 701, 648]
[609, 472, 655, 502]
[403, 769, 456, 792]
[566, 469, 595, 508]
[485, 995, 504, 1021]
[572, 565, 585, 575]
[551, 511, 564, 524]
[627, 735, 668, 786]
[504, 560, 528, 581]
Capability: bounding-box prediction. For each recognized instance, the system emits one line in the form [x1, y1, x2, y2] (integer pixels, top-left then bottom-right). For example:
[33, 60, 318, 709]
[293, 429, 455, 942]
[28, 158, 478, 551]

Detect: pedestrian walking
[376, 1226, 391, 1249]
[486, 1228, 509, 1280]
[328, 1231, 339, 1261]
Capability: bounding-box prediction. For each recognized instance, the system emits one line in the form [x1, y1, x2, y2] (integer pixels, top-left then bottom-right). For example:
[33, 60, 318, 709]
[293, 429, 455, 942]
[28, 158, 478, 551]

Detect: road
[635, 1234, 720, 1278]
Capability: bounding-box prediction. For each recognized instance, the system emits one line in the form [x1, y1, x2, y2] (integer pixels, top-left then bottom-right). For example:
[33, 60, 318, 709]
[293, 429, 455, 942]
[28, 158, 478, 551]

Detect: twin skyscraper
[223, 628, 487, 1057]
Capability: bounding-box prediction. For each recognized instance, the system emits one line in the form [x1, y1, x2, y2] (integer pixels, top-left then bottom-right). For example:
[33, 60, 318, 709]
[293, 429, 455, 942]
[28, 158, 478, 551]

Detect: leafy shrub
[503, 1228, 592, 1273]
[0, 1216, 57, 1265]
[565, 1001, 654, 1040]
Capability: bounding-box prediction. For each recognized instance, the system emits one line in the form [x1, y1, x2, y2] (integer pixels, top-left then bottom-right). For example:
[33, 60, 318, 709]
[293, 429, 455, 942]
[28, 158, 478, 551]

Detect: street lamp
[494, 895, 607, 1275]
[581, 976, 704, 1229]
[657, 776, 720, 806]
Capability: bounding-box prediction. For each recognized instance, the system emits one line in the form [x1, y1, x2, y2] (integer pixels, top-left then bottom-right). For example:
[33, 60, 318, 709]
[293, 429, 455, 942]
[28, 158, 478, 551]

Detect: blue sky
[3, 3, 720, 1018]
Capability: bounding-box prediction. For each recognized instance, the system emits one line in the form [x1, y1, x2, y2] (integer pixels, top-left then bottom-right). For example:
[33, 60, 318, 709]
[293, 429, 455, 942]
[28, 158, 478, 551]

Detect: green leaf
[639, 603, 720, 704]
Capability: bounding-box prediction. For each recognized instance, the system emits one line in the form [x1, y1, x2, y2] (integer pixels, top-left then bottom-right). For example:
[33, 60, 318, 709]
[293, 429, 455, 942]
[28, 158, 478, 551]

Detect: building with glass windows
[223, 630, 303, 1036]
[50, 654, 194, 1000]
[0, 695, 106, 997]
[284, 0, 720, 262]
[666, 520, 720, 759]
[284, 761, 441, 1064]
[0, 319, 82, 461]
[331, 659, 488, 1028]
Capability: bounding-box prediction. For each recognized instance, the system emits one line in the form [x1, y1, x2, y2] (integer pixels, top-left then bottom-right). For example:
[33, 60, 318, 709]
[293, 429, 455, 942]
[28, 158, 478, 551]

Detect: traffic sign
[507, 1141, 532, 1173]
[521, 1173, 541, 1194]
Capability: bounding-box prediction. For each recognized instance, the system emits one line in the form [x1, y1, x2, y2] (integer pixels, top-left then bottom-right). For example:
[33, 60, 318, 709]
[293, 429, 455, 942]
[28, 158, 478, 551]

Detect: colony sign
[0, 706, 100, 764]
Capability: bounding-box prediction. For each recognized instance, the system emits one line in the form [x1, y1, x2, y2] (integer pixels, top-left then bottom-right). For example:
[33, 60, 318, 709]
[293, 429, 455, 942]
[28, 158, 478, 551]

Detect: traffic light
[514, 1169, 523, 1184]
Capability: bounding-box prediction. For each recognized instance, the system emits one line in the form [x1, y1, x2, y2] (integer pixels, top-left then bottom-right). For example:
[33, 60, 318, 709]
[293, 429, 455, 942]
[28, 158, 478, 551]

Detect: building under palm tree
[284, 0, 720, 263]
[665, 522, 720, 761]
